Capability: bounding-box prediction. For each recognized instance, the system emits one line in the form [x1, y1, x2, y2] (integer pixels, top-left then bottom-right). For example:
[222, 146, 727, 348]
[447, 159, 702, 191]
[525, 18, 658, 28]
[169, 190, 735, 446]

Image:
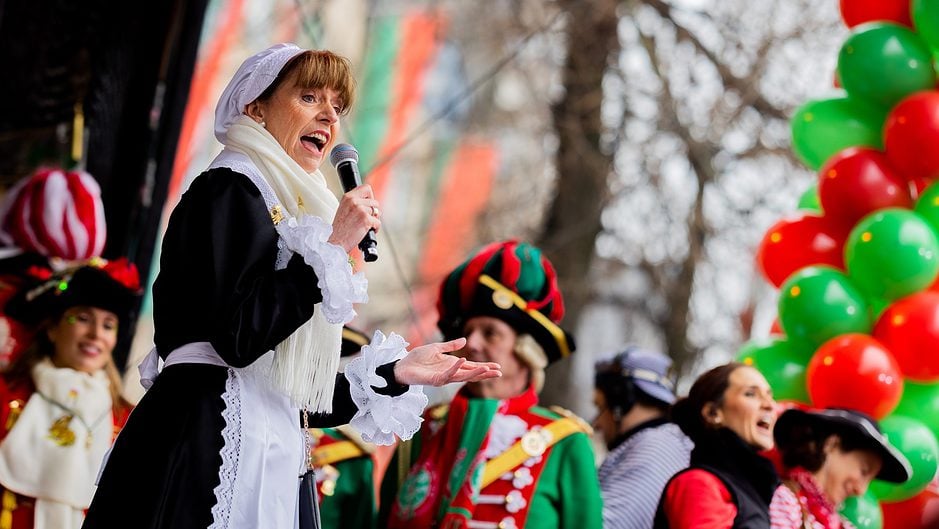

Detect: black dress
[82, 169, 402, 529]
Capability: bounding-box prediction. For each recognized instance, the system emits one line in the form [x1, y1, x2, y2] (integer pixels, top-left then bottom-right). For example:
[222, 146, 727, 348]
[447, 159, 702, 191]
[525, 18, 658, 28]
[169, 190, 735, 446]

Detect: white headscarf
[214, 43, 305, 144]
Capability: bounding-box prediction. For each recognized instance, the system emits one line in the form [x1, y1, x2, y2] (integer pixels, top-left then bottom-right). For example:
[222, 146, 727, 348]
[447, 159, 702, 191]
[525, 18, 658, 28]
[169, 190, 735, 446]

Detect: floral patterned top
[770, 468, 856, 529]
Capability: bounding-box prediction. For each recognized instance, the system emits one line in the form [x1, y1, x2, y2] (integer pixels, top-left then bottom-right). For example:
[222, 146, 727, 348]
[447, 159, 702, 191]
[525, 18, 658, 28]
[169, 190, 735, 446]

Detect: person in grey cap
[593, 346, 693, 529]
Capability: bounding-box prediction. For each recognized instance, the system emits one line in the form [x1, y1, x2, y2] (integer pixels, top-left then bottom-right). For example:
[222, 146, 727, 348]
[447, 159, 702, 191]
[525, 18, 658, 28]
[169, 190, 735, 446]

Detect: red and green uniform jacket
[387, 386, 602, 529]
[0, 375, 130, 529]
[310, 427, 377, 529]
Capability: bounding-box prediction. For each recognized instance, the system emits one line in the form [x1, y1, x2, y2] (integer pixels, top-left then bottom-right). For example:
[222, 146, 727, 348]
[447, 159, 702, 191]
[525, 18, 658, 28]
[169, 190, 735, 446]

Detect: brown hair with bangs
[670, 362, 747, 442]
[256, 50, 356, 115]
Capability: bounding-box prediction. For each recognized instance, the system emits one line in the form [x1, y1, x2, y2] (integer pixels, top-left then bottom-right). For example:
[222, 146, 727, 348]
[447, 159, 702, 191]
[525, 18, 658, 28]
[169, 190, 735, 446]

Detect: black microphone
[329, 143, 378, 262]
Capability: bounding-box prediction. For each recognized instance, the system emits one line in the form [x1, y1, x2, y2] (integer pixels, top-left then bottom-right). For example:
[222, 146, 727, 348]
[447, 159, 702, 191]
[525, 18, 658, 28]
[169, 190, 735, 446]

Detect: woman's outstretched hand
[393, 338, 502, 387]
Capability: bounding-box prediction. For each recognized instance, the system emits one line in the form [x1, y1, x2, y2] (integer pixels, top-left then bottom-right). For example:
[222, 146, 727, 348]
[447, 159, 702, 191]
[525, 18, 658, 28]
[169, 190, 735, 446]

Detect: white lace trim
[209, 152, 292, 268]
[275, 214, 368, 324]
[346, 331, 428, 445]
[209, 369, 242, 529]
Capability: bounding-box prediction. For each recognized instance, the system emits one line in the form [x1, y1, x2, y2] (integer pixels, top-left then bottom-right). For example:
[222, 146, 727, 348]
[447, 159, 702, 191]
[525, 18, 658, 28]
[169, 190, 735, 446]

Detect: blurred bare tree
[588, 0, 843, 379]
[491, 0, 846, 410]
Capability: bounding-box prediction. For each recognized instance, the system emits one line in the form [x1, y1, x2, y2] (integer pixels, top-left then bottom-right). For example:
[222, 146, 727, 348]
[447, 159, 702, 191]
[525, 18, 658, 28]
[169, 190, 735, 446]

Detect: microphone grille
[329, 143, 359, 167]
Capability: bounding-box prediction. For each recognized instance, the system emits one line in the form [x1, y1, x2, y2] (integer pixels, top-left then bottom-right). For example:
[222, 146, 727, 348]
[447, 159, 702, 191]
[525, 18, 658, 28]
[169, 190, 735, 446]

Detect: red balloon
[819, 147, 913, 229]
[840, 0, 912, 28]
[874, 292, 939, 381]
[756, 214, 848, 288]
[807, 334, 903, 419]
[910, 176, 932, 200]
[882, 480, 939, 529]
[885, 92, 939, 182]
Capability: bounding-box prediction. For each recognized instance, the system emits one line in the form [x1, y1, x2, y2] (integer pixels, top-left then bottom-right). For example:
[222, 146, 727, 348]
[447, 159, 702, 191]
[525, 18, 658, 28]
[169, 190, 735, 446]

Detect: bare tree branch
[644, 0, 789, 121]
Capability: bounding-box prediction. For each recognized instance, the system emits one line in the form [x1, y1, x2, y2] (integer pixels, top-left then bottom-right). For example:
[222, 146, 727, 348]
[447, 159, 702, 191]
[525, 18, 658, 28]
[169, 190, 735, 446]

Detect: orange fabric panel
[366, 11, 443, 201]
[165, 0, 245, 221]
[408, 140, 497, 341]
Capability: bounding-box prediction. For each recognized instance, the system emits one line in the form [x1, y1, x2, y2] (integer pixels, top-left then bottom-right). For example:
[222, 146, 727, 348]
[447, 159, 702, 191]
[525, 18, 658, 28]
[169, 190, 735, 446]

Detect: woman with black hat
[0, 258, 140, 529]
[769, 407, 911, 529]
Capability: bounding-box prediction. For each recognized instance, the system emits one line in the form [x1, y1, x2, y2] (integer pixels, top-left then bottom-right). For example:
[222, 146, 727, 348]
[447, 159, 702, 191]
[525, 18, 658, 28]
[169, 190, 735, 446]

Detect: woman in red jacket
[654, 362, 780, 529]
[0, 259, 140, 529]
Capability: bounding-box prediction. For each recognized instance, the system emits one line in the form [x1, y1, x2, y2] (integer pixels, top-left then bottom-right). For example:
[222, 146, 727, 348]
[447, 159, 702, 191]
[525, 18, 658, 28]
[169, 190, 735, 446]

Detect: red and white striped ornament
[0, 167, 107, 260]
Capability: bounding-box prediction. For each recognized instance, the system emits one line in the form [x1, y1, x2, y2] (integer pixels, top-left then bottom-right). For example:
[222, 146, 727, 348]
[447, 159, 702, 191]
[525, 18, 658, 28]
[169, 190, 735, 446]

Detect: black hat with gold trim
[437, 240, 574, 363]
[5, 257, 141, 327]
[341, 325, 370, 357]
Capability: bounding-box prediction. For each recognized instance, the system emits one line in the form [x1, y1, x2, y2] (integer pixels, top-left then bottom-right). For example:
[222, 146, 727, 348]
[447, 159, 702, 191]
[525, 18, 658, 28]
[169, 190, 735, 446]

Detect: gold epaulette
[335, 425, 375, 455]
[428, 403, 449, 421]
[548, 405, 594, 436]
[311, 439, 366, 467]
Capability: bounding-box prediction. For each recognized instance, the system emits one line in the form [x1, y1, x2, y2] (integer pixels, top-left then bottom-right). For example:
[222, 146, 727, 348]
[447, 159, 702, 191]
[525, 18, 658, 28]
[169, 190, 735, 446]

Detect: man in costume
[387, 240, 603, 529]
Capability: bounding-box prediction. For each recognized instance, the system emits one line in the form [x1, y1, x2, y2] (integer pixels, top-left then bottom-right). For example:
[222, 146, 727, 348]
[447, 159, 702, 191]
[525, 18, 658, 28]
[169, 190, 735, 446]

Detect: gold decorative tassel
[1, 489, 17, 529]
[71, 101, 85, 163]
[4, 400, 23, 431]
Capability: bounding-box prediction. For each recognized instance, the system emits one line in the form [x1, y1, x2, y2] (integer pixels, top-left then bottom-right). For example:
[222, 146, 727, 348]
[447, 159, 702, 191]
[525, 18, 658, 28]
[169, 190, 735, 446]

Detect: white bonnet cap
[214, 43, 306, 143]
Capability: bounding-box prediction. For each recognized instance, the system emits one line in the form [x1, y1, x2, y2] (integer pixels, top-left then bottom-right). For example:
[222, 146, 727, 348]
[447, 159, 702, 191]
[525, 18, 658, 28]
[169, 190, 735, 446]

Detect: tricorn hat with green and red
[437, 240, 575, 363]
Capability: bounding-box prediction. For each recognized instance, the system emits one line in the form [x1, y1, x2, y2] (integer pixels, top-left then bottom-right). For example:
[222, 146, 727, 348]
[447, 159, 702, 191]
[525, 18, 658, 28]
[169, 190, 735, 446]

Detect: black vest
[653, 429, 779, 529]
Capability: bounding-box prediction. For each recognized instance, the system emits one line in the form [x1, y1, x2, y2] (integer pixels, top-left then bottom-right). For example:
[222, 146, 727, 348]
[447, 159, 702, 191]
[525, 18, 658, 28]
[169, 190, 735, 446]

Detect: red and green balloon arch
[741, 1, 939, 527]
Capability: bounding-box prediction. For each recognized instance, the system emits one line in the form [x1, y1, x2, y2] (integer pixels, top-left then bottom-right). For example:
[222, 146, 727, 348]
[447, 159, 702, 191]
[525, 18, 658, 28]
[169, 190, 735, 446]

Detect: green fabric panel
[349, 16, 399, 174]
[438, 398, 500, 520]
[419, 136, 457, 235]
[528, 406, 561, 420]
[514, 243, 546, 301]
[320, 456, 376, 529]
[526, 432, 603, 529]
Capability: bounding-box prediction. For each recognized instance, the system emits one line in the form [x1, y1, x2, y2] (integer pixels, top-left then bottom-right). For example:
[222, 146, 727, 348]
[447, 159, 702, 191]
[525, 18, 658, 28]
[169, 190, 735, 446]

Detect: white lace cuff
[346, 331, 428, 445]
[275, 214, 368, 324]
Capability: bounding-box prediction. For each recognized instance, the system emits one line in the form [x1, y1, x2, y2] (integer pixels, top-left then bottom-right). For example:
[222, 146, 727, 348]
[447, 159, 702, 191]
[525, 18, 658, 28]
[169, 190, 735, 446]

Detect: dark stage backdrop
[0, 0, 210, 370]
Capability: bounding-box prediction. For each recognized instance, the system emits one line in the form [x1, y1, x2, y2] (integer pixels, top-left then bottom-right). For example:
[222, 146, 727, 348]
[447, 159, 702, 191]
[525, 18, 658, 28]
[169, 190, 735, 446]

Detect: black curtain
[0, 0, 210, 371]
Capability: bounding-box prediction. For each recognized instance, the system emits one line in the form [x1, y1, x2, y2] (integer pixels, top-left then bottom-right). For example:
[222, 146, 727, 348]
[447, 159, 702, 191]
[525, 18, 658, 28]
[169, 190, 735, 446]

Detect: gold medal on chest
[270, 205, 284, 225]
[319, 464, 340, 496]
[520, 429, 547, 457]
[48, 415, 77, 446]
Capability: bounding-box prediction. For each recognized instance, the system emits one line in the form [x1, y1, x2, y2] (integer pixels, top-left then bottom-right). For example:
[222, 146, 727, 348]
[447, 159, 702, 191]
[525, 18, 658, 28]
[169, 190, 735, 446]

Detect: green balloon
[838, 23, 937, 108]
[735, 337, 813, 404]
[798, 183, 822, 213]
[839, 491, 883, 529]
[914, 181, 939, 235]
[845, 209, 939, 301]
[913, 0, 939, 54]
[894, 380, 939, 443]
[778, 266, 872, 347]
[791, 94, 888, 170]
[869, 296, 891, 321]
[870, 414, 939, 502]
